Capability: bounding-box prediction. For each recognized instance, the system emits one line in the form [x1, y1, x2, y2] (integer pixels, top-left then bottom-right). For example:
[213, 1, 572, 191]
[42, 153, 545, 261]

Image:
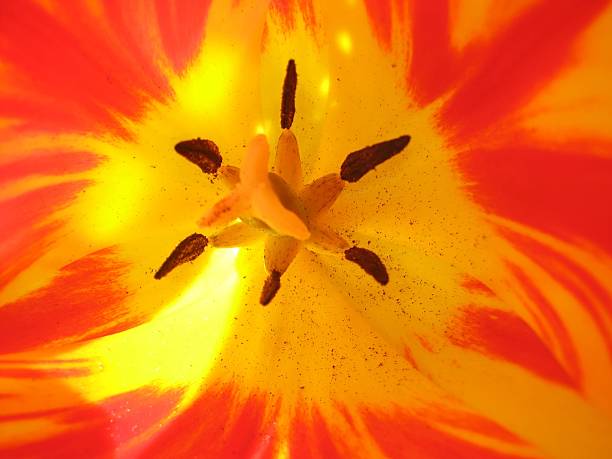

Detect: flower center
[155, 60, 410, 305]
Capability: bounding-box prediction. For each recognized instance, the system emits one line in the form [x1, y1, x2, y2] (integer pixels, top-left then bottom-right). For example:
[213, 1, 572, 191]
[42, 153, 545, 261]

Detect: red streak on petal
[503, 229, 612, 357]
[101, 386, 184, 447]
[0, 247, 132, 354]
[143, 384, 276, 459]
[457, 144, 612, 253]
[416, 334, 434, 352]
[289, 405, 347, 459]
[0, 358, 90, 365]
[440, 0, 608, 143]
[0, 151, 103, 185]
[508, 264, 583, 384]
[461, 275, 496, 297]
[0, 422, 114, 459]
[269, 0, 317, 30]
[408, 0, 458, 105]
[0, 1, 172, 137]
[0, 385, 181, 457]
[155, 0, 212, 74]
[421, 405, 527, 446]
[0, 366, 91, 379]
[363, 407, 525, 459]
[449, 305, 578, 389]
[334, 402, 358, 432]
[0, 181, 90, 241]
[403, 345, 419, 370]
[0, 180, 89, 286]
[363, 0, 397, 50]
[0, 223, 61, 290]
[0, 390, 114, 458]
[103, 1, 173, 95]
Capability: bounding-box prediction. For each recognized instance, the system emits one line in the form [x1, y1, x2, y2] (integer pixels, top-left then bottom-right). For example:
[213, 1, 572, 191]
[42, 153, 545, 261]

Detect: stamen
[280, 59, 297, 129]
[155, 233, 208, 279]
[275, 129, 303, 191]
[300, 173, 345, 220]
[210, 222, 262, 247]
[175, 138, 223, 174]
[344, 246, 389, 285]
[307, 226, 349, 254]
[340, 135, 411, 183]
[265, 236, 301, 274]
[260, 270, 281, 305]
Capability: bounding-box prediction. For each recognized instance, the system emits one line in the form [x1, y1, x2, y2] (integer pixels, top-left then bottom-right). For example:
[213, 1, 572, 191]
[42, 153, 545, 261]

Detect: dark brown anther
[155, 233, 208, 279]
[175, 138, 222, 174]
[344, 246, 389, 285]
[281, 59, 297, 129]
[260, 270, 282, 306]
[340, 135, 411, 183]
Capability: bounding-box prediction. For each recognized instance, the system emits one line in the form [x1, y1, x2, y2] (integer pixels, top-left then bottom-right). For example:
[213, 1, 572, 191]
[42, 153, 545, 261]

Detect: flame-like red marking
[421, 405, 527, 446]
[0, 386, 115, 458]
[508, 264, 582, 385]
[0, 366, 91, 379]
[101, 387, 184, 448]
[0, 247, 132, 354]
[0, 384, 182, 457]
[0, 1, 174, 137]
[363, 0, 396, 50]
[289, 405, 348, 459]
[0, 222, 62, 290]
[155, 0, 212, 74]
[461, 275, 496, 297]
[502, 228, 612, 357]
[440, 0, 608, 143]
[363, 406, 525, 459]
[449, 305, 578, 389]
[142, 384, 276, 458]
[0, 151, 103, 185]
[0, 180, 91, 288]
[408, 0, 459, 106]
[458, 144, 612, 253]
[0, 181, 90, 242]
[269, 0, 317, 30]
[403, 345, 419, 370]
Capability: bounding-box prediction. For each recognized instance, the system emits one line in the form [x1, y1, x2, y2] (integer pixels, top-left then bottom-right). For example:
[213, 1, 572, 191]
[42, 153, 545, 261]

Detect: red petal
[0, 1, 172, 136]
[289, 405, 347, 459]
[269, 0, 318, 30]
[143, 384, 277, 458]
[440, 0, 609, 143]
[457, 143, 612, 252]
[0, 247, 133, 354]
[0, 181, 91, 288]
[449, 305, 579, 389]
[408, 0, 459, 105]
[155, 0, 212, 74]
[362, 408, 527, 459]
[363, 0, 396, 50]
[503, 229, 612, 356]
[0, 151, 103, 186]
[0, 381, 182, 458]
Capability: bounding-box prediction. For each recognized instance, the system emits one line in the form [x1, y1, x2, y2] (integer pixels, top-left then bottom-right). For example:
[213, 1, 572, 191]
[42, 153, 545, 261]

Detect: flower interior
[156, 60, 408, 305]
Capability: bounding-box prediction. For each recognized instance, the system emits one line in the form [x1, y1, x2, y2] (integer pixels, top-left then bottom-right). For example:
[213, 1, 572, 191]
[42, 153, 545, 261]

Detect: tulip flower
[1, 0, 611, 458]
